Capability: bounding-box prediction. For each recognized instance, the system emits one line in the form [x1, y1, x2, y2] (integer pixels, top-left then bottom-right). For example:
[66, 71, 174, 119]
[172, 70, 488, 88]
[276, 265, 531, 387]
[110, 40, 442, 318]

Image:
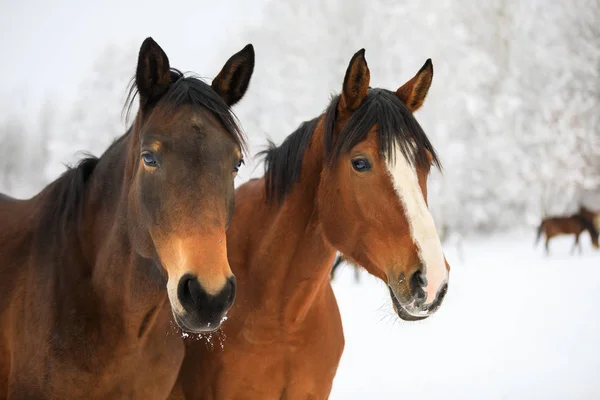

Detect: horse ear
[396, 59, 433, 112]
[212, 44, 255, 106]
[339, 49, 370, 112]
[136, 37, 172, 107]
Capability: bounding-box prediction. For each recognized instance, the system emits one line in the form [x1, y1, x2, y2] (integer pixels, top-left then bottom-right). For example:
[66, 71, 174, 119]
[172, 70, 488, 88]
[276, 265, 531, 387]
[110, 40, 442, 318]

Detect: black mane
[37, 127, 136, 238]
[262, 88, 441, 203]
[125, 69, 246, 152]
[258, 117, 320, 203]
[37, 155, 99, 247]
[324, 89, 440, 168]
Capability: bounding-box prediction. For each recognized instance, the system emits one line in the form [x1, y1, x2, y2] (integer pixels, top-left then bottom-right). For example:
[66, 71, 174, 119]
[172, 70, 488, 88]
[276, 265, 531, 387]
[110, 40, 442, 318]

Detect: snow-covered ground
[331, 231, 600, 400]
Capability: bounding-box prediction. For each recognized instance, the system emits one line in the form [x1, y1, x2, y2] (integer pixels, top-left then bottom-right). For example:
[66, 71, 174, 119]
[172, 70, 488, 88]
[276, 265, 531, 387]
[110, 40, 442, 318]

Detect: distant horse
[0, 38, 254, 398]
[171, 50, 450, 399]
[536, 212, 600, 255]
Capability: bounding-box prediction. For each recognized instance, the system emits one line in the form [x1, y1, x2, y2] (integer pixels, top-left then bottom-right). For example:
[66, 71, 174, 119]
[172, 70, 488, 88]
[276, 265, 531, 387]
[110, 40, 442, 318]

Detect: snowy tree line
[0, 0, 598, 236]
[228, 0, 600, 235]
[0, 43, 137, 198]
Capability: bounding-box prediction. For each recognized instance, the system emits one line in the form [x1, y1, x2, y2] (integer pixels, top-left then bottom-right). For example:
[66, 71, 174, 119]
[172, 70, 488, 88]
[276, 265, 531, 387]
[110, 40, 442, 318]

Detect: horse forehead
[354, 131, 380, 152]
[340, 130, 380, 159]
[149, 106, 223, 134]
[148, 109, 236, 150]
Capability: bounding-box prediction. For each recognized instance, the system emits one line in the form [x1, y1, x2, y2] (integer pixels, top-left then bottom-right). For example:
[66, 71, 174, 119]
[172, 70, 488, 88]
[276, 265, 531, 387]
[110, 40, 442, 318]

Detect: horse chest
[216, 306, 342, 399]
[5, 305, 184, 399]
[60, 331, 181, 399]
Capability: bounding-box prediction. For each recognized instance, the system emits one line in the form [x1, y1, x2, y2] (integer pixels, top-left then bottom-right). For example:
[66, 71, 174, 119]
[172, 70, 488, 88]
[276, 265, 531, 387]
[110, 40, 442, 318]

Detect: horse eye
[233, 159, 244, 173]
[351, 158, 371, 172]
[141, 152, 158, 167]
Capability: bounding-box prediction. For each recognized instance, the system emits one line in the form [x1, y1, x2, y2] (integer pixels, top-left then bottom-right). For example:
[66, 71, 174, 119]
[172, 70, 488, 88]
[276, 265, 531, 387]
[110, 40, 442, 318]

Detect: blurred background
[1, 0, 598, 236]
[1, 0, 599, 398]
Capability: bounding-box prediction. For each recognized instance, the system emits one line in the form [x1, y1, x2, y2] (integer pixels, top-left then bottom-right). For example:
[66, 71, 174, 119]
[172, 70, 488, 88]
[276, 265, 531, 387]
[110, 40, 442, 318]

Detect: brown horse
[0, 37, 254, 398]
[171, 50, 450, 399]
[536, 212, 600, 255]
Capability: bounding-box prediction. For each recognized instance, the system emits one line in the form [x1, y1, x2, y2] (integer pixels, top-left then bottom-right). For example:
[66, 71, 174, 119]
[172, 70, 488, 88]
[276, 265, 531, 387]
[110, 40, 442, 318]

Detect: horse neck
[81, 135, 130, 260]
[80, 125, 168, 334]
[241, 123, 337, 324]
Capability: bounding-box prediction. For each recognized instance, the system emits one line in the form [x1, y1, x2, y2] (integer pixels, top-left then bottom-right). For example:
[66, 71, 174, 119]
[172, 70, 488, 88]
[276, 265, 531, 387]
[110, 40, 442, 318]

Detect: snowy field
[330, 231, 600, 400]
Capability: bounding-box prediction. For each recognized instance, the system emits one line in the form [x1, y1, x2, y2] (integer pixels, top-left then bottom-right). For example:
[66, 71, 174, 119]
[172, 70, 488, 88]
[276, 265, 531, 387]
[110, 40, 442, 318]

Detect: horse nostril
[187, 279, 200, 307]
[409, 269, 426, 301]
[409, 269, 425, 289]
[177, 273, 236, 315]
[225, 276, 237, 308]
[173, 273, 236, 332]
[177, 274, 202, 310]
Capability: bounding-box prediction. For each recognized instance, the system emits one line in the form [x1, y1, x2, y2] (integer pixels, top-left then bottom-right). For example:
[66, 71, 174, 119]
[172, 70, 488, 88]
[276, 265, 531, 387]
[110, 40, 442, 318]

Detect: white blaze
[385, 144, 448, 305]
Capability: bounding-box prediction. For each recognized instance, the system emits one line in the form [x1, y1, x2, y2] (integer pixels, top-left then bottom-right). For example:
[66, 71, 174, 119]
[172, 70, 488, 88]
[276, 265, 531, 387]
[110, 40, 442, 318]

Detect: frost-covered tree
[47, 42, 138, 179]
[0, 104, 53, 198]
[3, 1, 596, 235]
[223, 0, 600, 235]
[0, 117, 27, 195]
[1, 42, 138, 197]
[510, 0, 600, 222]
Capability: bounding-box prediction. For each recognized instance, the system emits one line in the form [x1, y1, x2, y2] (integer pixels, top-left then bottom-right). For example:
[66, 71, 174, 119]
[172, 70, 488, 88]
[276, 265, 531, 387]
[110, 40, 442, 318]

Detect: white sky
[0, 0, 266, 114]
